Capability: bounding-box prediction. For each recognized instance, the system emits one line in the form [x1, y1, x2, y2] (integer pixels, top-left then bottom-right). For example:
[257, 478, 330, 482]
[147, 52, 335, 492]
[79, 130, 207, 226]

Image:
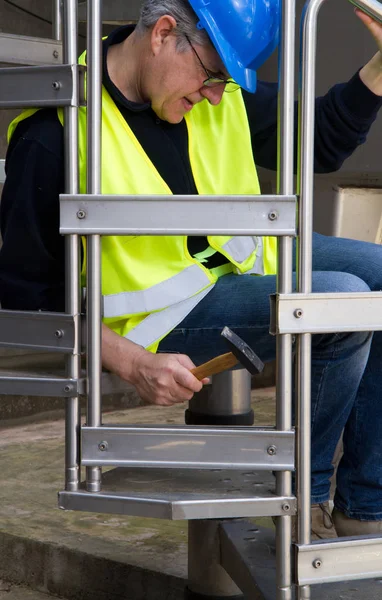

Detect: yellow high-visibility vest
[8, 47, 277, 352]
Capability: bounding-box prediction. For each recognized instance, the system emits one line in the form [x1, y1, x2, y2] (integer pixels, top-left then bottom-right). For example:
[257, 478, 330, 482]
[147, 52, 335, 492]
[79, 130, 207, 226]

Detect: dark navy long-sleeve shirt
[1, 25, 382, 312]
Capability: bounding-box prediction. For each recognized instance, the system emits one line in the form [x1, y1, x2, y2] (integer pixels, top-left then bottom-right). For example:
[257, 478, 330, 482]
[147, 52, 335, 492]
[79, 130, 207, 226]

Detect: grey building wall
[1, 0, 381, 230]
[0, 1, 54, 158]
[256, 0, 382, 233]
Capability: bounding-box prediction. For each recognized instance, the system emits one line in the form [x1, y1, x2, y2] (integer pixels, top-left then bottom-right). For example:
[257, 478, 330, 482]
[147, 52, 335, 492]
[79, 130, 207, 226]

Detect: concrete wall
[1, 0, 381, 228]
[257, 0, 382, 232]
[0, 1, 54, 159]
[1, 0, 381, 170]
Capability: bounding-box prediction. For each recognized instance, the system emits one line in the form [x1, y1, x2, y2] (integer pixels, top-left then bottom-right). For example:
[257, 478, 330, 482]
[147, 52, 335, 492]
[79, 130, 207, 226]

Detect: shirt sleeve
[0, 120, 66, 312]
[244, 72, 382, 173]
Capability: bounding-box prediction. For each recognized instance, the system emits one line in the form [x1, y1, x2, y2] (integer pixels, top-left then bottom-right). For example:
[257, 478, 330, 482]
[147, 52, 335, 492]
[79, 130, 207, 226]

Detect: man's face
[149, 33, 227, 124]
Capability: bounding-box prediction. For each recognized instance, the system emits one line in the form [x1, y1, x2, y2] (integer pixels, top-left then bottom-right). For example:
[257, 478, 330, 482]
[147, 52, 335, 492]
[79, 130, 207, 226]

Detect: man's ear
[151, 15, 177, 56]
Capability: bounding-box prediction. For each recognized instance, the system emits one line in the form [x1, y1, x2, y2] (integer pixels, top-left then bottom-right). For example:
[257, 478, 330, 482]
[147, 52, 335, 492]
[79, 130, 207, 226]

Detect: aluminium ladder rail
[0, 0, 382, 598]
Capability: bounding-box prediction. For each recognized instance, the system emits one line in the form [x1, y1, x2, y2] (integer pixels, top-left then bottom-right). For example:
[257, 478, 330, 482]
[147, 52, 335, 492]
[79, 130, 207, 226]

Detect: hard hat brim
[202, 22, 258, 93]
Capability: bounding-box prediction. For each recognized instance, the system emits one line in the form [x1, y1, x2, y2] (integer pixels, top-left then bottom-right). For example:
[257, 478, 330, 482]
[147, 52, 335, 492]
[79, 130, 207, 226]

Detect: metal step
[0, 64, 84, 109]
[0, 351, 131, 397]
[0, 33, 62, 66]
[59, 467, 296, 520]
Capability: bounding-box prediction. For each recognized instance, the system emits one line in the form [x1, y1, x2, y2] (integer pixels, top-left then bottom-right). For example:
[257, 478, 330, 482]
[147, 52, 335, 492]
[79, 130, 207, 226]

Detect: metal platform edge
[58, 489, 296, 521]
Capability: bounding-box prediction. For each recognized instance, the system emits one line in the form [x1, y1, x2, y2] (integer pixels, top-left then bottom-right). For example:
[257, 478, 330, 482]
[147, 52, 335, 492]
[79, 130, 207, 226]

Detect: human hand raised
[356, 8, 382, 95]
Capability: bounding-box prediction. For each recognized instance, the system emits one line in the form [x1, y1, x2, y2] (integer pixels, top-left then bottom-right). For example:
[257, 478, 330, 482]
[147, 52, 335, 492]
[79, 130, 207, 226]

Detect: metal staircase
[1, 1, 382, 599]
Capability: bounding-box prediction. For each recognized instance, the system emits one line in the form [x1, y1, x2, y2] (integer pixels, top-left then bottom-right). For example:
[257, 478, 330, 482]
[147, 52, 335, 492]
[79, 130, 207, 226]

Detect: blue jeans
[158, 232, 382, 520]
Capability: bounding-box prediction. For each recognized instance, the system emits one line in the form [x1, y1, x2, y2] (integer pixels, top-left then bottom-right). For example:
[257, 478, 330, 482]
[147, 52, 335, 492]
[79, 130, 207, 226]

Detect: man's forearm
[359, 51, 382, 96]
[102, 323, 147, 383]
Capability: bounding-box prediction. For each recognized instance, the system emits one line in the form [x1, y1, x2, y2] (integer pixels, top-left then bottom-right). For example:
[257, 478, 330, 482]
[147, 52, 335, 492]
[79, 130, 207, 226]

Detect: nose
[200, 84, 225, 105]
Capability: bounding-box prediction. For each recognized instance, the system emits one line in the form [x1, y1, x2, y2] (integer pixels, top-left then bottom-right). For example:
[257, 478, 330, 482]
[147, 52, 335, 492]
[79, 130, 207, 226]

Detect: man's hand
[128, 350, 207, 406]
[356, 9, 382, 96]
[102, 324, 208, 406]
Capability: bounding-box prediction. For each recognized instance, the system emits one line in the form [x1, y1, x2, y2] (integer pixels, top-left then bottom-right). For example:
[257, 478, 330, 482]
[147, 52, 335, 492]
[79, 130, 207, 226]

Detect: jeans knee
[322, 272, 371, 295]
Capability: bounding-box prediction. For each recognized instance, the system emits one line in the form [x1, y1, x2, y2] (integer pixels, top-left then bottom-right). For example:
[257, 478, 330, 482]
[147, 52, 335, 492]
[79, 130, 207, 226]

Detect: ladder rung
[0, 65, 85, 109]
[82, 425, 295, 471]
[60, 194, 297, 236]
[0, 33, 62, 66]
[296, 535, 382, 585]
[272, 291, 382, 334]
[0, 310, 75, 353]
[0, 375, 85, 397]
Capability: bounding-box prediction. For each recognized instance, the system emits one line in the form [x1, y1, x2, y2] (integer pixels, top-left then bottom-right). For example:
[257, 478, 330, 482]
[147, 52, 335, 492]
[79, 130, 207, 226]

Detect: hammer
[191, 327, 264, 380]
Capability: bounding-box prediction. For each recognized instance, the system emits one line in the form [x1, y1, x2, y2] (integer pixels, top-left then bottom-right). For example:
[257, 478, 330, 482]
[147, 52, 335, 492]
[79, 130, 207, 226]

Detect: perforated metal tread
[59, 467, 295, 520]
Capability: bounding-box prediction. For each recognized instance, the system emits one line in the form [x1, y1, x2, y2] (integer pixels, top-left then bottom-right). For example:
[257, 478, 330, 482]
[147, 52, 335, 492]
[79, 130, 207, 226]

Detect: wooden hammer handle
[191, 352, 239, 381]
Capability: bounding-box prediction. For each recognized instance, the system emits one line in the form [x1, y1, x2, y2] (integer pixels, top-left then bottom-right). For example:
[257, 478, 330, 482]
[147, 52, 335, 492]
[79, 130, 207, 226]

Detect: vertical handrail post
[296, 1, 326, 597]
[86, 0, 103, 493]
[52, 0, 62, 41]
[62, 0, 81, 492]
[275, 0, 296, 597]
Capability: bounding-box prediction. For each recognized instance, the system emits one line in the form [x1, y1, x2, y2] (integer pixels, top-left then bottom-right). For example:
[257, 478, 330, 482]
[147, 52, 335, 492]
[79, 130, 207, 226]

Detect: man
[1, 0, 382, 538]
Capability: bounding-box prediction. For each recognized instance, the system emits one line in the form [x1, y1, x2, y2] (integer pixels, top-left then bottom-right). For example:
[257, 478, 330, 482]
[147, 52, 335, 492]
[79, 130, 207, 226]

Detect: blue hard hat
[188, 0, 280, 93]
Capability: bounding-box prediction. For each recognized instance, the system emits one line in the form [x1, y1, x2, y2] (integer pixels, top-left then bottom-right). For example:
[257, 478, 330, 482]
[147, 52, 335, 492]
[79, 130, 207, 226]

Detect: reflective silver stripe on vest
[222, 236, 264, 276]
[103, 264, 212, 318]
[245, 237, 264, 275]
[126, 285, 214, 348]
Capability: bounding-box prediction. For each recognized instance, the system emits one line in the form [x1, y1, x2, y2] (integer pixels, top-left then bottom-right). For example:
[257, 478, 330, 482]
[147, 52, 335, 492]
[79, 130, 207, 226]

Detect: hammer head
[221, 327, 264, 375]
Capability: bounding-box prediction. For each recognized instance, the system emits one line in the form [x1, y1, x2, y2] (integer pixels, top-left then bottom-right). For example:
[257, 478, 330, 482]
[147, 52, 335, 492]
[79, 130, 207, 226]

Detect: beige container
[314, 186, 382, 243]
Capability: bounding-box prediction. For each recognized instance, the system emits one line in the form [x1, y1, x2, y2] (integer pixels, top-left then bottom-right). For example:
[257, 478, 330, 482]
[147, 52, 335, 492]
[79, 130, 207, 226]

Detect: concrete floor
[0, 581, 63, 600]
[1, 388, 382, 600]
[0, 390, 275, 600]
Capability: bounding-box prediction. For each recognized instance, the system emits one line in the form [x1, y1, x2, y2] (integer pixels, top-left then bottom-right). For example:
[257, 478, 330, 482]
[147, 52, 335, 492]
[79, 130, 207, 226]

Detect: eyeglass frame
[184, 34, 240, 93]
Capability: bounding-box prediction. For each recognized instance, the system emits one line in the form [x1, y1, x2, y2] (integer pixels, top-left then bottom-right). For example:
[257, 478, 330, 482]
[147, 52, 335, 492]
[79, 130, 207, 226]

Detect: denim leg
[310, 233, 382, 519]
[159, 232, 381, 516]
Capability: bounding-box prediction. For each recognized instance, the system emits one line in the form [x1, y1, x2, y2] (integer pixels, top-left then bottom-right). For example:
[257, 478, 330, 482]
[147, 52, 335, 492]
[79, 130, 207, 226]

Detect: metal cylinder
[86, 0, 103, 493]
[186, 520, 243, 599]
[186, 370, 249, 598]
[62, 0, 81, 492]
[186, 370, 253, 426]
[52, 0, 62, 41]
[296, 1, 327, 598]
[274, 0, 295, 597]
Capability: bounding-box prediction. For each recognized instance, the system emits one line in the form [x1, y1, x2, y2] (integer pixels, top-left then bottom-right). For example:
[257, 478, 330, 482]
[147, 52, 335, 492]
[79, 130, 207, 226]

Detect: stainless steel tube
[187, 372, 248, 598]
[187, 520, 242, 598]
[297, 0, 327, 597]
[62, 0, 81, 492]
[86, 0, 103, 493]
[52, 0, 62, 41]
[275, 0, 295, 598]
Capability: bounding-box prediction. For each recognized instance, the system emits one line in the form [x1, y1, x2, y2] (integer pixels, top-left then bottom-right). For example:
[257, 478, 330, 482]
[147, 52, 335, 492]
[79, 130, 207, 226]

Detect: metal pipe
[52, 0, 62, 41]
[187, 372, 249, 597]
[62, 0, 81, 492]
[187, 520, 242, 597]
[275, 0, 296, 597]
[86, 0, 103, 493]
[296, 0, 327, 597]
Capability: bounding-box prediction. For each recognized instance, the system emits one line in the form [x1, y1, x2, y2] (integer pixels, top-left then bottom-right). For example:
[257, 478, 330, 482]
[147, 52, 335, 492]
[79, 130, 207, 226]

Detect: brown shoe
[273, 501, 337, 541]
[332, 507, 382, 537]
[310, 502, 337, 540]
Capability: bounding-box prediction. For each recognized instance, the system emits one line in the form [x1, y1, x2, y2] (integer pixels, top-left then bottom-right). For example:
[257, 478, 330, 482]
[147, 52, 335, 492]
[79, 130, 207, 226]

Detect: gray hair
[136, 0, 209, 51]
